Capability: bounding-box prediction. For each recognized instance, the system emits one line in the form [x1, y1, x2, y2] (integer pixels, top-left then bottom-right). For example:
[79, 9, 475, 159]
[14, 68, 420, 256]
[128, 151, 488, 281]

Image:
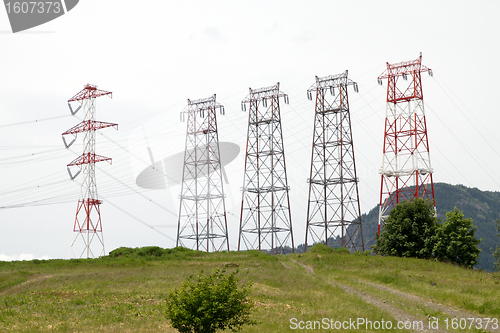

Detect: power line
[103, 197, 176, 242]
[0, 115, 71, 128]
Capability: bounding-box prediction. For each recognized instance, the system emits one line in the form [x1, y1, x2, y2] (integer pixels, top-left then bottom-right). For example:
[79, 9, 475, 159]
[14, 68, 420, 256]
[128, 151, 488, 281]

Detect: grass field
[0, 246, 499, 332]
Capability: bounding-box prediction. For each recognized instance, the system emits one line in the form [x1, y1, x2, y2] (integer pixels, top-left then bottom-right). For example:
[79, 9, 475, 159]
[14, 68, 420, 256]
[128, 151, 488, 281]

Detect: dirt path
[290, 259, 438, 332]
[290, 259, 314, 274]
[334, 282, 441, 332]
[290, 259, 500, 333]
[357, 279, 500, 332]
[0, 274, 55, 296]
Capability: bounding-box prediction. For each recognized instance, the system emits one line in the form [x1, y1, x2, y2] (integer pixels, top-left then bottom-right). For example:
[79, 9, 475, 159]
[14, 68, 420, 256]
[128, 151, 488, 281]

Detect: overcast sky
[1, 0, 499, 260]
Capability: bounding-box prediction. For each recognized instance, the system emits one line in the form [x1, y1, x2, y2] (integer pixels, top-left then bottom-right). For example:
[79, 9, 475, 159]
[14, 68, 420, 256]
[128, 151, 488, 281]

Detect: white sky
[1, 0, 499, 260]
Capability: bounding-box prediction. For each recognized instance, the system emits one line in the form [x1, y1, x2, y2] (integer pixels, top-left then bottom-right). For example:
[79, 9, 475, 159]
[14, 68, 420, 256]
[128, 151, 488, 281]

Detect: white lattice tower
[238, 83, 294, 255]
[304, 71, 364, 252]
[176, 94, 229, 252]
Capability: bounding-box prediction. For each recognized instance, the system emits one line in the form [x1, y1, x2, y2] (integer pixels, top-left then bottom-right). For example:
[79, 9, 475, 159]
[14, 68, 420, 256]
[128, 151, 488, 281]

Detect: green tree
[433, 208, 481, 268]
[492, 219, 500, 271]
[374, 198, 438, 259]
[165, 268, 256, 333]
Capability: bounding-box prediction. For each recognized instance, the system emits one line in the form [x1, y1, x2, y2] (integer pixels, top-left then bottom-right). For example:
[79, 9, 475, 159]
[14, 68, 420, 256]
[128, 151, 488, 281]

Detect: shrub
[165, 268, 256, 333]
[136, 246, 164, 257]
[354, 249, 372, 256]
[108, 247, 135, 257]
[492, 219, 500, 271]
[374, 200, 482, 268]
[307, 243, 334, 254]
[334, 247, 351, 254]
[433, 207, 481, 268]
[374, 198, 438, 259]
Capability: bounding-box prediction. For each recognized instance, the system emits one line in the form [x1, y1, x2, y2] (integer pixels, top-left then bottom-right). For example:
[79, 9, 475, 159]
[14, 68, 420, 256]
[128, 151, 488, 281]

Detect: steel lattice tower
[62, 84, 118, 258]
[176, 94, 229, 252]
[377, 53, 436, 234]
[304, 71, 364, 252]
[238, 83, 294, 255]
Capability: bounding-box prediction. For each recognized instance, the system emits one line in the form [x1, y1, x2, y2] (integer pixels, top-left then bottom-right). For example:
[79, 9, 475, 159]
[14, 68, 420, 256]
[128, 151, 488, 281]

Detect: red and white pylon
[62, 84, 118, 258]
[377, 53, 436, 234]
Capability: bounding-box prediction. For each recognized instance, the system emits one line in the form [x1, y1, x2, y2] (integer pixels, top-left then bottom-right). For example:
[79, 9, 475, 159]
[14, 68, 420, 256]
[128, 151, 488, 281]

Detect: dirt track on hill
[290, 259, 500, 333]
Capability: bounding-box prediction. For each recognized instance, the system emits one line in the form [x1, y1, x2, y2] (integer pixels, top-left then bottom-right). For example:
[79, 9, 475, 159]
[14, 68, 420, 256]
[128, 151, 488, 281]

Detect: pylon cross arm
[67, 153, 112, 167]
[62, 120, 118, 135]
[377, 54, 432, 80]
[68, 84, 112, 102]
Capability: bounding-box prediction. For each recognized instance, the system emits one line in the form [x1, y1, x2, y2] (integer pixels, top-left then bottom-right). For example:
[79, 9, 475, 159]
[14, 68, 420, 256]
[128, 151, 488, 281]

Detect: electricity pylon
[238, 83, 294, 255]
[377, 53, 436, 234]
[62, 84, 118, 258]
[177, 94, 229, 252]
[304, 71, 364, 252]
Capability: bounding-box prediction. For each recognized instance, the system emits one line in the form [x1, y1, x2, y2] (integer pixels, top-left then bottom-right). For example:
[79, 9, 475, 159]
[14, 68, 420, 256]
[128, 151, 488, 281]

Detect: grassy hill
[1, 246, 499, 332]
[354, 183, 500, 271]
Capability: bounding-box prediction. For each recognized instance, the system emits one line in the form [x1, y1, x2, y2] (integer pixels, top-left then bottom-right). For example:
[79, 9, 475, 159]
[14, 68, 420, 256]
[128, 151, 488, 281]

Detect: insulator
[263, 98, 267, 107]
[330, 86, 335, 96]
[220, 106, 225, 115]
[378, 78, 383, 86]
[402, 73, 407, 81]
[62, 135, 76, 148]
[68, 103, 81, 115]
[307, 91, 312, 100]
[354, 83, 359, 93]
[284, 95, 289, 104]
[241, 102, 246, 112]
[201, 110, 204, 118]
[67, 166, 81, 180]
[429, 70, 434, 77]
[180, 113, 183, 122]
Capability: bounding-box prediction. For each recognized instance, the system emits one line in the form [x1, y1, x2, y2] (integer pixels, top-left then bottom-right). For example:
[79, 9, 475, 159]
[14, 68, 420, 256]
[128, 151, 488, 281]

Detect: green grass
[0, 246, 498, 332]
[300, 251, 500, 317]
